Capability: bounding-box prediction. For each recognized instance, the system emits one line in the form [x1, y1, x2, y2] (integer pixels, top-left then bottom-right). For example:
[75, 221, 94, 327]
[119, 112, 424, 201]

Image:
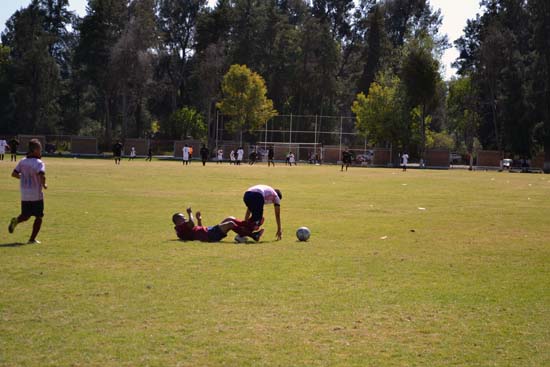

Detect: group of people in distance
[0, 137, 20, 162]
[172, 184, 283, 244]
[112, 140, 153, 164]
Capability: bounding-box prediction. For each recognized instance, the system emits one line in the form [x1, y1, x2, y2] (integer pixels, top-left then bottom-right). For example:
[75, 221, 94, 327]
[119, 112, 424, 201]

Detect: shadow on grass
[167, 238, 277, 245]
[0, 242, 26, 248]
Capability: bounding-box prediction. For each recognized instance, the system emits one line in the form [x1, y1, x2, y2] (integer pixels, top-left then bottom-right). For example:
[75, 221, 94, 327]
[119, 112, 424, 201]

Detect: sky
[0, 0, 482, 80]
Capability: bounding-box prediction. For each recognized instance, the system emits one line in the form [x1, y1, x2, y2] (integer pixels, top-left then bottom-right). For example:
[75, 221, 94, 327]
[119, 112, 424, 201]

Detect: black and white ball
[296, 227, 311, 241]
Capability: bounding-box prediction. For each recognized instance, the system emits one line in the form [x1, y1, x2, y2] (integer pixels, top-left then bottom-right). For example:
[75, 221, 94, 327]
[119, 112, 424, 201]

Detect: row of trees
[0, 0, 548, 168]
[452, 0, 550, 169]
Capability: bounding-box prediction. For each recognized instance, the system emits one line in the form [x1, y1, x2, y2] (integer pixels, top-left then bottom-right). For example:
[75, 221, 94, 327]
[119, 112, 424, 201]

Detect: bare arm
[11, 170, 20, 179]
[244, 208, 251, 221]
[39, 172, 47, 189]
[186, 207, 195, 227]
[196, 211, 203, 227]
[274, 204, 282, 240]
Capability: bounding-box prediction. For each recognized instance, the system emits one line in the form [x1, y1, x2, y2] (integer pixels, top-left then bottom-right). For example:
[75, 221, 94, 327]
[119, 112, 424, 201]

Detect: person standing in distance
[217, 147, 223, 164]
[341, 148, 352, 171]
[401, 152, 409, 171]
[200, 144, 209, 166]
[0, 137, 8, 161]
[268, 146, 275, 167]
[9, 137, 20, 161]
[113, 140, 123, 165]
[182, 144, 190, 165]
[243, 184, 282, 240]
[236, 147, 244, 165]
[8, 139, 47, 244]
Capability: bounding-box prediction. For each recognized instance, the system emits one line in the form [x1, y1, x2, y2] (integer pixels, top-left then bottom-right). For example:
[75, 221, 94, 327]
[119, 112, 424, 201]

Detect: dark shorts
[207, 225, 227, 242]
[243, 191, 265, 222]
[21, 200, 44, 218]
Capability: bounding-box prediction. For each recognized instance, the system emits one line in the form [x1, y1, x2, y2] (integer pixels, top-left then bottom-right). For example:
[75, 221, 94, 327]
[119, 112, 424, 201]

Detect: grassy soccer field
[1, 157, 549, 366]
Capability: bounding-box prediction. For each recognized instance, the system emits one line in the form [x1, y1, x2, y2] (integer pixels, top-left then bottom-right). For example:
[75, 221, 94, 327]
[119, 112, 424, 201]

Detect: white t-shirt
[14, 157, 46, 201]
[402, 154, 409, 165]
[0, 139, 7, 154]
[217, 150, 223, 160]
[182, 146, 189, 160]
[237, 149, 244, 160]
[289, 153, 295, 163]
[247, 185, 281, 205]
[130, 147, 136, 157]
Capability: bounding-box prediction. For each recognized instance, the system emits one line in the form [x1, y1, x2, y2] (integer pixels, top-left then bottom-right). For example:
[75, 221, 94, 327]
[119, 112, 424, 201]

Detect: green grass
[1, 158, 549, 366]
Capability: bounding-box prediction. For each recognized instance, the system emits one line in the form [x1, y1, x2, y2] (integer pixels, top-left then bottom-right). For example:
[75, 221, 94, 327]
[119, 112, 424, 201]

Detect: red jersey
[175, 223, 209, 242]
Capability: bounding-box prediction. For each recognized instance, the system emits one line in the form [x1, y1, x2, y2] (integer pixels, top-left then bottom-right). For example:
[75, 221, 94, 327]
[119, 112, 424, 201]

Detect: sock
[30, 217, 42, 241]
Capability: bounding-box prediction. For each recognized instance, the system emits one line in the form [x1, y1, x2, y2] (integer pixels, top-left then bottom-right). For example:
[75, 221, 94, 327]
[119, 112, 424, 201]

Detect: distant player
[188, 146, 194, 163]
[243, 184, 282, 240]
[182, 144, 190, 165]
[341, 148, 352, 171]
[237, 147, 244, 165]
[200, 144, 209, 166]
[146, 146, 153, 161]
[268, 146, 275, 167]
[249, 150, 258, 165]
[173, 207, 264, 242]
[401, 152, 409, 171]
[0, 137, 8, 161]
[288, 152, 296, 166]
[129, 146, 136, 161]
[217, 148, 223, 164]
[8, 139, 47, 244]
[230, 149, 236, 165]
[112, 140, 123, 165]
[9, 137, 19, 161]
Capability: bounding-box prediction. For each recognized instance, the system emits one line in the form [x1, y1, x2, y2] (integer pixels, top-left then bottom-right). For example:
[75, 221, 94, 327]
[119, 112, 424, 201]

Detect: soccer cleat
[251, 229, 264, 242]
[8, 217, 17, 233]
[27, 239, 41, 244]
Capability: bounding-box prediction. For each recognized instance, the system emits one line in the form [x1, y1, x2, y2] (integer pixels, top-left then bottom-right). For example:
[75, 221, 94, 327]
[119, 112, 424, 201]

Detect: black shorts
[21, 200, 44, 218]
[207, 225, 227, 242]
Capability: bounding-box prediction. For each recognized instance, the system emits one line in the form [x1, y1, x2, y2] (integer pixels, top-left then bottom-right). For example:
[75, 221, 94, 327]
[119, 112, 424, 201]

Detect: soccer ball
[296, 227, 311, 241]
[234, 235, 247, 243]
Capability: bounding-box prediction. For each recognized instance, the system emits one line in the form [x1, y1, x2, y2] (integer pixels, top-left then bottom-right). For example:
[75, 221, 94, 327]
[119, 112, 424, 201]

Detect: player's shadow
[0, 242, 26, 248]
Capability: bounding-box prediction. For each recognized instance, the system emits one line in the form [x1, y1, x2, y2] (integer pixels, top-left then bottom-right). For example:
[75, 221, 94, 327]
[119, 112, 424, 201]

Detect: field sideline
[1, 158, 549, 366]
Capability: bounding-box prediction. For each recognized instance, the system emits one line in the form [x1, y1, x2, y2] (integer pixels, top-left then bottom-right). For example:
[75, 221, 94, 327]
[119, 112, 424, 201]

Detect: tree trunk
[421, 104, 426, 164]
[104, 95, 112, 147]
[122, 92, 128, 139]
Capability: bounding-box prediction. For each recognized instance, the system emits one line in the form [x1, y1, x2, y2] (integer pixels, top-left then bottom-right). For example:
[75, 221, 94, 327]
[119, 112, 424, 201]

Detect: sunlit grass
[1, 157, 549, 366]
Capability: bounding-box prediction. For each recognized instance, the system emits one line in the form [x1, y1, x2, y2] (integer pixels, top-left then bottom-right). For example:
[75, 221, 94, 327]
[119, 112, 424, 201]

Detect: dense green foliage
[454, 0, 550, 167]
[216, 64, 277, 140]
[0, 0, 548, 165]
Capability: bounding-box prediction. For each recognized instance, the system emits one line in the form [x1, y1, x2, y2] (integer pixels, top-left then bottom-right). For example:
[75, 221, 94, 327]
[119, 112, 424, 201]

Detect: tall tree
[400, 37, 440, 160]
[75, 0, 128, 144]
[529, 0, 550, 171]
[110, 0, 157, 138]
[216, 64, 277, 144]
[1, 3, 62, 134]
[157, 0, 207, 110]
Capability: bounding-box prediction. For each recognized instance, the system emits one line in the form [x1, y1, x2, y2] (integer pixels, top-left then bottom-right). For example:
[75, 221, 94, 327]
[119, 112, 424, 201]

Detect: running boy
[9, 139, 47, 244]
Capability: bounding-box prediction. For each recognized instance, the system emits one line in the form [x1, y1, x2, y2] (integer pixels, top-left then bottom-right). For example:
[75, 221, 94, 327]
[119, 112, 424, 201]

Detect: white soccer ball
[296, 227, 311, 241]
[234, 235, 247, 243]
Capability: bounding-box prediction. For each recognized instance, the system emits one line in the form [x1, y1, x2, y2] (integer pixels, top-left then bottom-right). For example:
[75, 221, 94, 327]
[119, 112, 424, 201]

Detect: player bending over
[173, 207, 264, 242]
[243, 184, 282, 240]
